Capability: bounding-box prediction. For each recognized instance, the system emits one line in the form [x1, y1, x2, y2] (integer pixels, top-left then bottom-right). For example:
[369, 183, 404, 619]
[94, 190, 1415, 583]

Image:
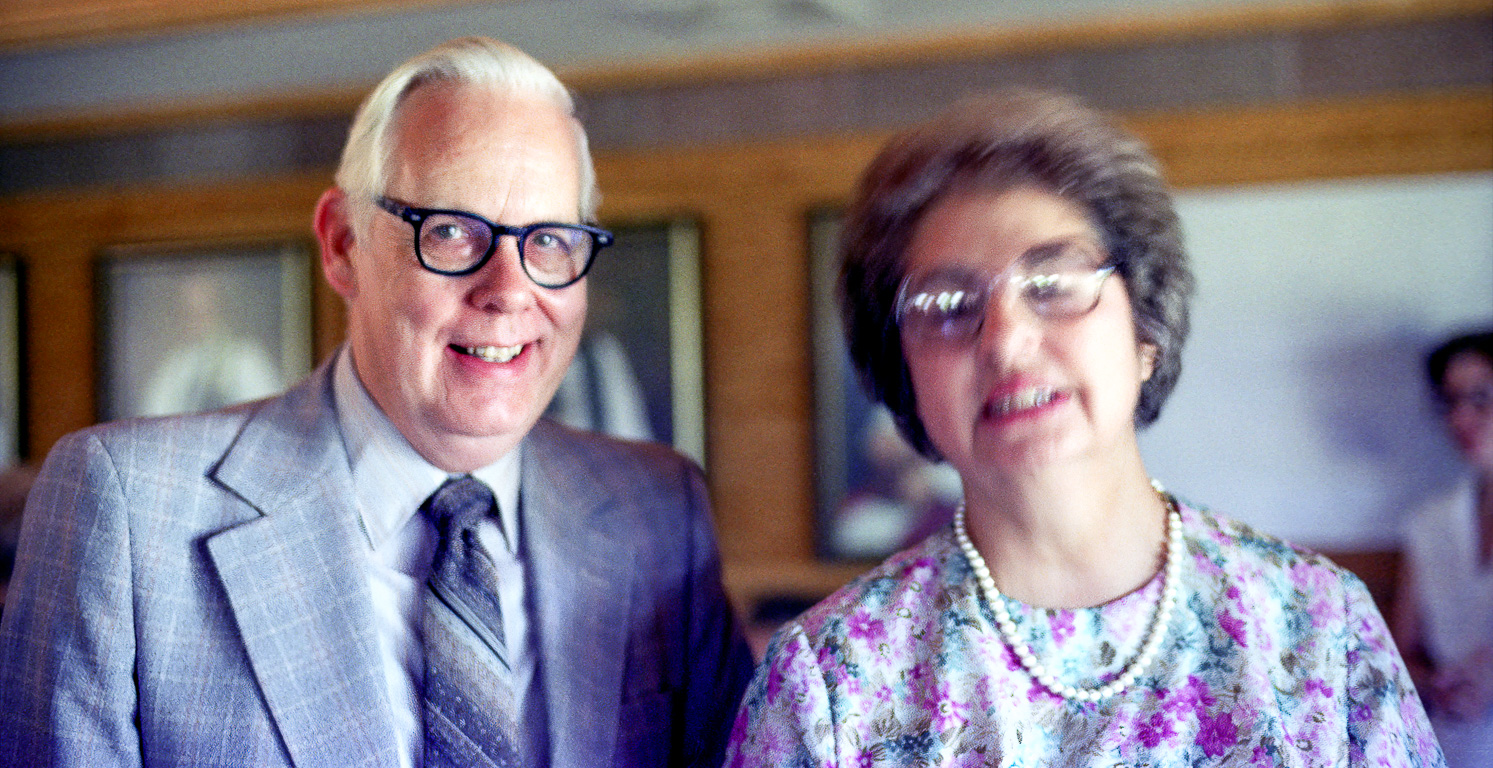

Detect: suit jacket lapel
[206, 364, 399, 767]
[524, 421, 636, 767]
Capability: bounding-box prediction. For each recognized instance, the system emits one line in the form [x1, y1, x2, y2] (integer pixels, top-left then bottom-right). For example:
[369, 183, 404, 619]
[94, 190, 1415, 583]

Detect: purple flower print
[1307, 596, 1338, 629]
[930, 682, 969, 731]
[1026, 677, 1060, 704]
[1050, 611, 1075, 645]
[999, 643, 1023, 672]
[1302, 678, 1333, 699]
[759, 729, 786, 762]
[908, 556, 938, 581]
[824, 661, 853, 695]
[1218, 610, 1249, 648]
[951, 752, 988, 768]
[1289, 562, 1345, 626]
[1137, 712, 1176, 748]
[906, 661, 935, 701]
[1195, 711, 1238, 758]
[818, 644, 840, 672]
[1353, 614, 1389, 653]
[847, 611, 885, 643]
[1192, 550, 1226, 578]
[1165, 675, 1216, 717]
[1184, 675, 1217, 707]
[1287, 561, 1323, 592]
[766, 657, 788, 703]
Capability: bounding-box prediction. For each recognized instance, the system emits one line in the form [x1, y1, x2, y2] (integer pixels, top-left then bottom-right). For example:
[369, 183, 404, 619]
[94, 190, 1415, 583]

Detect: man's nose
[468, 235, 535, 311]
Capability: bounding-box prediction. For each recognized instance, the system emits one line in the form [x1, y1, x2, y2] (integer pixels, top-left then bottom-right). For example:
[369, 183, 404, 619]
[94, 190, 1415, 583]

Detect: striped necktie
[420, 475, 525, 767]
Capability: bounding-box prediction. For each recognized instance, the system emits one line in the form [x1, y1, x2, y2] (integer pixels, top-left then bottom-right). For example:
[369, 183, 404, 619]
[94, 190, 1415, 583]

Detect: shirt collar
[332, 347, 522, 553]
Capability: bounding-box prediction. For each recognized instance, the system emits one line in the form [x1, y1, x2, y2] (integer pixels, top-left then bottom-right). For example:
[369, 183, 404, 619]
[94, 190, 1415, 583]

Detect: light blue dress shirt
[332, 349, 544, 767]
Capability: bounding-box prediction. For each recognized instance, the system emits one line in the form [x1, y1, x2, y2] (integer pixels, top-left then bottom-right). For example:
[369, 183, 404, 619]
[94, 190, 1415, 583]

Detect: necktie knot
[422, 475, 497, 537]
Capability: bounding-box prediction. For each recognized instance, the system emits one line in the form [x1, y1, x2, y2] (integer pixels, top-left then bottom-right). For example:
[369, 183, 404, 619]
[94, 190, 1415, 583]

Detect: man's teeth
[993, 388, 1056, 416]
[462, 344, 523, 363]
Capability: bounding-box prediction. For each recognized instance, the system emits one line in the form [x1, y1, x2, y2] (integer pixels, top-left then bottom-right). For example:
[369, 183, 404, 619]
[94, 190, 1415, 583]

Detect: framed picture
[544, 220, 707, 467]
[0, 256, 20, 465]
[809, 211, 960, 560]
[96, 241, 314, 422]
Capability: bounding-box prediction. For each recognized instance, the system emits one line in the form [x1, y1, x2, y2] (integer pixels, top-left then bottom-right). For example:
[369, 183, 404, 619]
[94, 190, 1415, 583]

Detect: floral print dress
[725, 500, 1445, 767]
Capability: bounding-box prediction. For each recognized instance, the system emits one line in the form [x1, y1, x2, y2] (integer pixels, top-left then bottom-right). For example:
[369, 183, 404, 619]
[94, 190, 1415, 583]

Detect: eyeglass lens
[896, 241, 1113, 342]
[416, 210, 597, 286]
[1438, 385, 1493, 416]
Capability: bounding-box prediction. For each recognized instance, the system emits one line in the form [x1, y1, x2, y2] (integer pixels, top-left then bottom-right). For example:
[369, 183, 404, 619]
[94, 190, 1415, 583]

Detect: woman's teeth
[991, 387, 1056, 416]
[457, 344, 523, 363]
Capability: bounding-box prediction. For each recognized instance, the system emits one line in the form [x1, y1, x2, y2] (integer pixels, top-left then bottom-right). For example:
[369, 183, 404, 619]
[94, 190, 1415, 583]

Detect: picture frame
[95, 241, 314, 422]
[0, 256, 20, 465]
[809, 210, 960, 560]
[544, 220, 707, 467]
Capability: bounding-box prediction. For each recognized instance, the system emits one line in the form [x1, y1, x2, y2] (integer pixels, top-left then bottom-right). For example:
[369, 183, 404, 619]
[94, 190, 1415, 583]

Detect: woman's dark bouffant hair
[839, 88, 1195, 459]
[1426, 330, 1493, 398]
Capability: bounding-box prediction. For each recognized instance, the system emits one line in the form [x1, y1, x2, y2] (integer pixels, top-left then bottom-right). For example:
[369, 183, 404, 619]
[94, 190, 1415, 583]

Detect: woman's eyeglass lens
[895, 243, 1116, 343]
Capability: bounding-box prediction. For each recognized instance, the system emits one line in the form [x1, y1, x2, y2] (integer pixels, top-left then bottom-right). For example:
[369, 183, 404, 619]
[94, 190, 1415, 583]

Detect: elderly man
[0, 37, 752, 768]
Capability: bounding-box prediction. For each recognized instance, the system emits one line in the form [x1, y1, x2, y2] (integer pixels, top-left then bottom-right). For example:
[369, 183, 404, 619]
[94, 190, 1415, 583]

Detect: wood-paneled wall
[2, 89, 1488, 608]
[0, 0, 493, 51]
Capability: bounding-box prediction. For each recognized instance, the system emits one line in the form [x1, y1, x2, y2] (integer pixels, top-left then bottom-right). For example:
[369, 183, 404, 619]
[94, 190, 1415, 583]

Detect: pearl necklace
[953, 483, 1183, 703]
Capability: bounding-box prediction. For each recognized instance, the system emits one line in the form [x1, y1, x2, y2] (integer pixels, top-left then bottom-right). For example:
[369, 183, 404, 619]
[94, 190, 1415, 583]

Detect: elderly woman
[724, 89, 1443, 766]
[1396, 330, 1493, 766]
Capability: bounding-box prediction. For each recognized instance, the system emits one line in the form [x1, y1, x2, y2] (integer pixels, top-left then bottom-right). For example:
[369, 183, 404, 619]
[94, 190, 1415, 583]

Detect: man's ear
[314, 187, 358, 300]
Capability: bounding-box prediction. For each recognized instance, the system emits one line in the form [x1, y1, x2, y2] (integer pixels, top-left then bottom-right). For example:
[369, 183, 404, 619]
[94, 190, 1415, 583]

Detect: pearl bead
[955, 484, 1183, 703]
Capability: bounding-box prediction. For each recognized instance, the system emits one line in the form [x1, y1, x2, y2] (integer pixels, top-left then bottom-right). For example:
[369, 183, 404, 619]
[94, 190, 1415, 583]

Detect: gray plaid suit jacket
[0, 358, 753, 767]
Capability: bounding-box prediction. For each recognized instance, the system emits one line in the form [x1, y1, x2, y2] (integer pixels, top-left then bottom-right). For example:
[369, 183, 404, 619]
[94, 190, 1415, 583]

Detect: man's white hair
[335, 36, 599, 222]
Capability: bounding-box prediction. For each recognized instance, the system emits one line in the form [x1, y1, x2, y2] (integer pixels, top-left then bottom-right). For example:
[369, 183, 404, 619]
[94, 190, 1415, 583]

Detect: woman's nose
[974, 283, 1042, 364]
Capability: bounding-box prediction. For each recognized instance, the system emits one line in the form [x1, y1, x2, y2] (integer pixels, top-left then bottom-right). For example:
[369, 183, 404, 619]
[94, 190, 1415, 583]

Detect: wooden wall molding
[0, 0, 498, 53]
[1, 91, 1487, 607]
[593, 88, 1493, 205]
[0, 89, 369, 145]
[564, 0, 1493, 93]
[3, 0, 1488, 144]
[1130, 89, 1493, 185]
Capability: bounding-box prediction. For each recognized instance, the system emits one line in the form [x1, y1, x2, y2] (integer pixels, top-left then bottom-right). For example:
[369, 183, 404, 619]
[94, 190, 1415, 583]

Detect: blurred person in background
[1396, 329, 1493, 767]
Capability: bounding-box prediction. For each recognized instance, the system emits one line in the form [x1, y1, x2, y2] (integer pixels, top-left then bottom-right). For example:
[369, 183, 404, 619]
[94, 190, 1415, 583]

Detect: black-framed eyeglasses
[375, 196, 614, 289]
[894, 240, 1118, 344]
